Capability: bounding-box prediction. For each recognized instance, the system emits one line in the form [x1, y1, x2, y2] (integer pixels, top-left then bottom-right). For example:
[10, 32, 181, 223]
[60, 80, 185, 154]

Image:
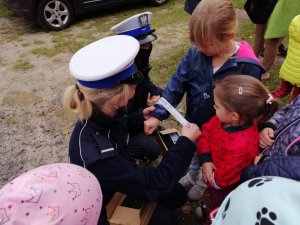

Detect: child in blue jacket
[144, 0, 265, 135]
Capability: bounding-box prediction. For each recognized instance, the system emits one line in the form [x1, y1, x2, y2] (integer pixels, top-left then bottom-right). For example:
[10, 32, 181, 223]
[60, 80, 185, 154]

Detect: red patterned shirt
[197, 115, 259, 188]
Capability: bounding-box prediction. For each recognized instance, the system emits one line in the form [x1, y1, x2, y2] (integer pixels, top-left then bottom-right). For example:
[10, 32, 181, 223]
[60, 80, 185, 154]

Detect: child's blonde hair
[189, 0, 238, 51]
[63, 83, 130, 121]
[213, 75, 279, 123]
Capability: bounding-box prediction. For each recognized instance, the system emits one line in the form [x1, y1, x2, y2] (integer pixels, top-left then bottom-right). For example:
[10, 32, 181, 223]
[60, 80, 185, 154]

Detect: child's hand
[259, 128, 275, 148]
[143, 106, 155, 120]
[147, 93, 160, 107]
[202, 162, 216, 185]
[144, 116, 160, 135]
[181, 123, 201, 142]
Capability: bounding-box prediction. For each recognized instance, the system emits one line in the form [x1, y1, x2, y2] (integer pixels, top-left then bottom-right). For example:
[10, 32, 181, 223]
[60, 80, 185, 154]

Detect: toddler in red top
[179, 75, 278, 223]
[197, 115, 259, 188]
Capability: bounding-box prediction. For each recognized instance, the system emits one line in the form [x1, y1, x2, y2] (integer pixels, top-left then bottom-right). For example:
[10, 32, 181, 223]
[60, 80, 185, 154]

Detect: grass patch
[22, 42, 30, 47]
[31, 39, 85, 56]
[233, 0, 244, 8]
[33, 39, 45, 45]
[151, 42, 190, 86]
[2, 91, 42, 106]
[31, 31, 87, 56]
[0, 1, 12, 17]
[52, 57, 63, 63]
[13, 59, 34, 71]
[31, 47, 60, 57]
[6, 117, 18, 125]
[238, 20, 256, 44]
[0, 23, 39, 42]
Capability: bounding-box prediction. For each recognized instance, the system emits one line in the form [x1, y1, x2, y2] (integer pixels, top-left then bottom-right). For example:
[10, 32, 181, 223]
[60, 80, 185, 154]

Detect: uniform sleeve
[214, 132, 259, 188]
[88, 136, 196, 202]
[127, 107, 145, 130]
[144, 77, 163, 96]
[152, 49, 192, 121]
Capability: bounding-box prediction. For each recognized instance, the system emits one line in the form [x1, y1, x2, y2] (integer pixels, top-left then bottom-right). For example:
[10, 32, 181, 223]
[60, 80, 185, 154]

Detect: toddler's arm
[144, 116, 160, 135]
[142, 106, 155, 120]
[202, 162, 216, 185]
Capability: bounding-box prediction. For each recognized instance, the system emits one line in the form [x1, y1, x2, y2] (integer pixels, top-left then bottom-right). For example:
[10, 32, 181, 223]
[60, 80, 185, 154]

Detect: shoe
[194, 206, 204, 220]
[179, 172, 195, 190]
[278, 44, 288, 57]
[187, 174, 207, 201]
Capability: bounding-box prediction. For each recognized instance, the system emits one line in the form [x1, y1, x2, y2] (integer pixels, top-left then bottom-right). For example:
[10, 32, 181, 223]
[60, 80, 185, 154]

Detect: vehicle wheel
[149, 0, 167, 6]
[37, 0, 73, 31]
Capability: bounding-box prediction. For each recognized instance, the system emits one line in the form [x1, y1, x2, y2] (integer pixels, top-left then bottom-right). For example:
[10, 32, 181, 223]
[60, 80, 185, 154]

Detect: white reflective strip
[101, 148, 114, 153]
[79, 119, 89, 168]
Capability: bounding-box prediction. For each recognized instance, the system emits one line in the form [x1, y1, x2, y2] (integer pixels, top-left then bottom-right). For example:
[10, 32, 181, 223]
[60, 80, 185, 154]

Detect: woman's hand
[202, 162, 216, 185]
[147, 93, 160, 107]
[144, 116, 160, 135]
[143, 106, 155, 120]
[259, 128, 275, 148]
[180, 123, 201, 142]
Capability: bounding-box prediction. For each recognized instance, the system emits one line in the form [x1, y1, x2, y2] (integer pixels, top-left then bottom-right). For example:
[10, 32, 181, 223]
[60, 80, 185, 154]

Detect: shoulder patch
[93, 133, 117, 159]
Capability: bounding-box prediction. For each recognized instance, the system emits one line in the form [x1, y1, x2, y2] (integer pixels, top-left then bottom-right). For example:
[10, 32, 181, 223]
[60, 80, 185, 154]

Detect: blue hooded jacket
[152, 41, 265, 127]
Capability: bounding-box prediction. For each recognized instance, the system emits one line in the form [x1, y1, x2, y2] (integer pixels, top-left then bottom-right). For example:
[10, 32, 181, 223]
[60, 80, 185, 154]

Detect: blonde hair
[213, 75, 279, 123]
[63, 83, 130, 121]
[189, 0, 238, 51]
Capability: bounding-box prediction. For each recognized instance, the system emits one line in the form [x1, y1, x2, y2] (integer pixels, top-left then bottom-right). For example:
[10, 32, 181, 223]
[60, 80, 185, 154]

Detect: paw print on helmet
[255, 207, 277, 225]
[248, 177, 273, 188]
[222, 198, 231, 219]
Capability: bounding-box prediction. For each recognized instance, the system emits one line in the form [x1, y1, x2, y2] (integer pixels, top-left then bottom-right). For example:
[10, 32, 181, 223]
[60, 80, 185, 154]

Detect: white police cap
[111, 12, 157, 45]
[69, 35, 140, 88]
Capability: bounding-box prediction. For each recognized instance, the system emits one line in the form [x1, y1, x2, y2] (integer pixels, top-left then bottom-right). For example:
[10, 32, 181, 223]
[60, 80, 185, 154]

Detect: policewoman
[63, 35, 201, 225]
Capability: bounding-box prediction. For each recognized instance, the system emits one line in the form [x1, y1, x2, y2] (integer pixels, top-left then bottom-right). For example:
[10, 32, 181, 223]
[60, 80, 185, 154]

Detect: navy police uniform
[69, 109, 195, 224]
[68, 35, 196, 225]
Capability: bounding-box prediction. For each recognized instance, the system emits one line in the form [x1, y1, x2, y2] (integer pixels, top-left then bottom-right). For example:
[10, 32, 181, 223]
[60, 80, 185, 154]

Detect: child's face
[213, 94, 234, 124]
[197, 40, 222, 57]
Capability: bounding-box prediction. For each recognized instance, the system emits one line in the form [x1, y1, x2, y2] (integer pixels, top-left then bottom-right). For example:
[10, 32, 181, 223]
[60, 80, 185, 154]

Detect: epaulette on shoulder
[93, 132, 117, 159]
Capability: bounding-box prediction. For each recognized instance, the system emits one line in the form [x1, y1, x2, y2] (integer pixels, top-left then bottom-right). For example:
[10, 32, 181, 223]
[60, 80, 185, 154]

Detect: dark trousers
[128, 132, 161, 161]
[149, 183, 187, 225]
[149, 205, 177, 225]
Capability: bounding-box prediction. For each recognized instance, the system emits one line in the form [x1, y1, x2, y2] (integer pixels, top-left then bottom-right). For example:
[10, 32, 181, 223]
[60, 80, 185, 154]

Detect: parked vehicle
[3, 0, 167, 31]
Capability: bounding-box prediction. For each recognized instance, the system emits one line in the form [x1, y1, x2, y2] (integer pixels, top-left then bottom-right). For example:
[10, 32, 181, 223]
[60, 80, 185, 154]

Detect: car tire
[149, 0, 167, 6]
[37, 0, 74, 31]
